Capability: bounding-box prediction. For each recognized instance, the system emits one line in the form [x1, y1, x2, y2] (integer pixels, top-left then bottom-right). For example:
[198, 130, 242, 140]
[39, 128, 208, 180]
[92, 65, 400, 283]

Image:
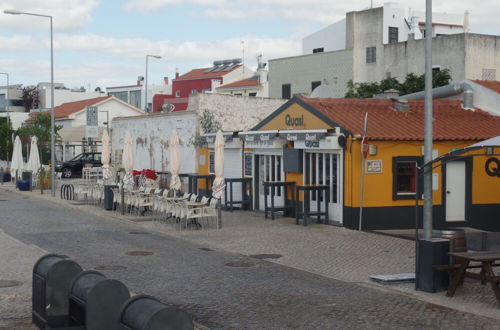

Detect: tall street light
[0, 72, 11, 166]
[145, 55, 161, 112]
[5, 9, 56, 197]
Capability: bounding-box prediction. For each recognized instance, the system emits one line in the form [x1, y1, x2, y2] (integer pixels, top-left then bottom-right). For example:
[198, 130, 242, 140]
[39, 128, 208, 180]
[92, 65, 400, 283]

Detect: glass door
[257, 154, 284, 211]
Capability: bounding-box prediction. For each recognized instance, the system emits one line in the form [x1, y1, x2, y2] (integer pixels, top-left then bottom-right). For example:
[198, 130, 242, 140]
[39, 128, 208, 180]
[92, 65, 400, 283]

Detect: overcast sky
[0, 0, 498, 90]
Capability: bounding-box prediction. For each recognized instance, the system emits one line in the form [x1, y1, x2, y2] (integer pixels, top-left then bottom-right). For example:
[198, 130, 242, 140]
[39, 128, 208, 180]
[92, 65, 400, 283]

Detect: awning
[200, 131, 235, 144]
[238, 130, 278, 143]
[278, 129, 328, 141]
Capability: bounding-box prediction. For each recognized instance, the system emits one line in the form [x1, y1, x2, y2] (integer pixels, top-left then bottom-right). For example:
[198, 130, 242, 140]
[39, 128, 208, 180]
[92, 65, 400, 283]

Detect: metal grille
[482, 69, 496, 81]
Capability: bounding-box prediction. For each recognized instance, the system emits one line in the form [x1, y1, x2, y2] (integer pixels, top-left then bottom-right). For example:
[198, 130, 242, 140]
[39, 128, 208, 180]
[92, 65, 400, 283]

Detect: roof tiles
[175, 65, 241, 81]
[473, 80, 500, 94]
[300, 98, 500, 141]
[217, 77, 260, 89]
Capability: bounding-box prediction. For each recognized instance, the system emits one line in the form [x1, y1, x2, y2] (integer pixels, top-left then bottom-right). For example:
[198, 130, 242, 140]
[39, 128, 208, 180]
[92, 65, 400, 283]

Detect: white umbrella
[101, 130, 111, 180]
[169, 130, 181, 191]
[26, 136, 41, 173]
[10, 135, 24, 179]
[122, 131, 134, 188]
[212, 130, 225, 199]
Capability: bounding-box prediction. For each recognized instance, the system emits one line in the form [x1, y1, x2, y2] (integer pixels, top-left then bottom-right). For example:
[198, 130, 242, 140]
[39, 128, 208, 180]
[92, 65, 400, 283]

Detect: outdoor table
[295, 185, 329, 226]
[446, 251, 500, 304]
[188, 174, 215, 196]
[263, 181, 295, 220]
[224, 178, 253, 212]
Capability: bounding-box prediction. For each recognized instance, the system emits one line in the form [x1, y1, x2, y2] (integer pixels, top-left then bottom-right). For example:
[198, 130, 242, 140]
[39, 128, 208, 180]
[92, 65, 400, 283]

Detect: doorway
[255, 153, 284, 211]
[445, 161, 467, 222]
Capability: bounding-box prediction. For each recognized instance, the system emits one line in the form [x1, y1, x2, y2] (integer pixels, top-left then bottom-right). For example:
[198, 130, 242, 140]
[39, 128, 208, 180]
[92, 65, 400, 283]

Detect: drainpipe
[399, 82, 474, 109]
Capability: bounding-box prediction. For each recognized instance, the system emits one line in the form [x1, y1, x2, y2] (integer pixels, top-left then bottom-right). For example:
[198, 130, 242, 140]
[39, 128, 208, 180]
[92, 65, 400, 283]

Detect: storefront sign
[285, 114, 304, 127]
[86, 106, 98, 138]
[295, 136, 342, 150]
[366, 160, 382, 173]
[245, 139, 283, 149]
[485, 157, 500, 177]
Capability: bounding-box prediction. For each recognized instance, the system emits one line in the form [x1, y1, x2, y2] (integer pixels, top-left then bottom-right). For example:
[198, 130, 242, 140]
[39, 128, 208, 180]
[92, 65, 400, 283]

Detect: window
[482, 69, 497, 81]
[129, 90, 141, 108]
[392, 156, 423, 200]
[282, 84, 291, 99]
[313, 47, 324, 53]
[366, 47, 376, 64]
[233, 93, 243, 96]
[191, 89, 198, 94]
[244, 152, 253, 177]
[93, 153, 102, 162]
[249, 92, 257, 97]
[108, 91, 128, 102]
[209, 151, 215, 174]
[175, 90, 180, 97]
[389, 27, 398, 43]
[432, 66, 441, 73]
[311, 81, 321, 92]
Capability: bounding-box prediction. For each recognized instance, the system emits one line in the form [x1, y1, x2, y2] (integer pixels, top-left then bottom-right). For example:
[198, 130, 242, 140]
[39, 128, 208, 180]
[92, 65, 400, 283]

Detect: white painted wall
[303, 19, 346, 54]
[38, 87, 105, 108]
[0, 112, 29, 130]
[221, 66, 255, 86]
[110, 111, 197, 173]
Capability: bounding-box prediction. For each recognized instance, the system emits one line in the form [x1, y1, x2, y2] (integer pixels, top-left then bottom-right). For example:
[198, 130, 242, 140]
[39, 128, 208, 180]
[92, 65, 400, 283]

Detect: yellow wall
[259, 103, 332, 131]
[472, 153, 500, 205]
[196, 148, 211, 190]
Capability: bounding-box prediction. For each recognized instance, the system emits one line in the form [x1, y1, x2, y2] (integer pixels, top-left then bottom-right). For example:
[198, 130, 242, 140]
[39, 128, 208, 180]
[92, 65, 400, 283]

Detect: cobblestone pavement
[1, 186, 500, 329]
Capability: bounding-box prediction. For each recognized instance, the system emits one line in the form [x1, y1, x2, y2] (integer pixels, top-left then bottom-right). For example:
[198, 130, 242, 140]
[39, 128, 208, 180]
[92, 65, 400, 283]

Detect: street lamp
[0, 72, 11, 167]
[145, 54, 161, 112]
[5, 9, 56, 197]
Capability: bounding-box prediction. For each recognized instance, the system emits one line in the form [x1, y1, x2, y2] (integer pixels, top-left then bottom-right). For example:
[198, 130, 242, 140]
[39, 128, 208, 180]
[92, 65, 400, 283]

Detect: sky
[0, 0, 499, 91]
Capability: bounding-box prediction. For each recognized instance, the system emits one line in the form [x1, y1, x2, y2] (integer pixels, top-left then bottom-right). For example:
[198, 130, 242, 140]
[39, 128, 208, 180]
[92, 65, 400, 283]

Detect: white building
[268, 3, 498, 99]
[0, 84, 25, 113]
[37, 82, 106, 109]
[106, 77, 172, 112]
[35, 95, 145, 161]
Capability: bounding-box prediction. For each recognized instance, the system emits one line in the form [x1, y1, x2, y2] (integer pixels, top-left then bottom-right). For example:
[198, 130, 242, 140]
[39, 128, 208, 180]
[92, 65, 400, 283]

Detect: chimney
[137, 76, 144, 86]
[175, 68, 179, 79]
[163, 77, 169, 85]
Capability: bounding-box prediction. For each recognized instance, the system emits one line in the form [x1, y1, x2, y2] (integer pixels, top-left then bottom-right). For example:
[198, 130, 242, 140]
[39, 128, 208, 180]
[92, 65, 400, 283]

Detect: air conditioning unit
[162, 103, 175, 113]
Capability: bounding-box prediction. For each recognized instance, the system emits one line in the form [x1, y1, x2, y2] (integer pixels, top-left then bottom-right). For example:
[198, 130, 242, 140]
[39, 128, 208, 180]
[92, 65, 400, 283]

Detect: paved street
[1, 187, 500, 329]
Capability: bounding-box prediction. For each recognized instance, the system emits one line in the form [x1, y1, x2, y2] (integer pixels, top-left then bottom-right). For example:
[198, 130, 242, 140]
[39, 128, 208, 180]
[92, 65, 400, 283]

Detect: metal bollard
[68, 270, 130, 330]
[119, 295, 194, 330]
[32, 254, 83, 329]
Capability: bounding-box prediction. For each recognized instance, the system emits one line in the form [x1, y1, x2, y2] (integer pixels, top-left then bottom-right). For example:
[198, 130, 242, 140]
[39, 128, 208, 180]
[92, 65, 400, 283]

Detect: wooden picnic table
[446, 251, 500, 304]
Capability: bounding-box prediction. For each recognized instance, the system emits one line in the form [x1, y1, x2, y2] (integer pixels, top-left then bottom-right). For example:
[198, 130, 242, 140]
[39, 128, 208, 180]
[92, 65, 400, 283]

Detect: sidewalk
[2, 182, 500, 322]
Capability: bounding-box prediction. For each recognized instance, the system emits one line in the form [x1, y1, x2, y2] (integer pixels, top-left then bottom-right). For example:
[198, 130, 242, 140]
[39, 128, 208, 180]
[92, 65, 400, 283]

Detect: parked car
[55, 152, 102, 178]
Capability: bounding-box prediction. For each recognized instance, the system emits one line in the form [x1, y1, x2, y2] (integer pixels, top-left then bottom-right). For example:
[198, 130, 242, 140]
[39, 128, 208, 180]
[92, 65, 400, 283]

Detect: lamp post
[145, 55, 161, 112]
[0, 72, 11, 167]
[5, 9, 56, 197]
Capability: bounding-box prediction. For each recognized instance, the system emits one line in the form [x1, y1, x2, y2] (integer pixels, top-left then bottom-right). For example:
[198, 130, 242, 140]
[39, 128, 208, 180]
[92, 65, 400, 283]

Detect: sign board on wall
[366, 160, 382, 173]
[86, 106, 98, 138]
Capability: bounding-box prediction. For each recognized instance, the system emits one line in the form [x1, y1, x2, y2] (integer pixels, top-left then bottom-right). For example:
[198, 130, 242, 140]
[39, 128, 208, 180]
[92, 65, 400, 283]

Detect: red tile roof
[217, 78, 260, 89]
[175, 65, 242, 81]
[300, 98, 500, 141]
[52, 96, 110, 119]
[473, 80, 500, 94]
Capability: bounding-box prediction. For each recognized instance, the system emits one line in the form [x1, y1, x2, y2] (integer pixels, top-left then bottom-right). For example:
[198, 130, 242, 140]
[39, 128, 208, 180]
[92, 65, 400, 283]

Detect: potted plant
[38, 167, 51, 192]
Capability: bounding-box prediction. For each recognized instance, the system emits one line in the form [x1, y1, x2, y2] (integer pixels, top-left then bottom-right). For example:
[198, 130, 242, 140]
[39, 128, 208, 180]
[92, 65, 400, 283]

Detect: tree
[17, 112, 62, 164]
[345, 69, 452, 98]
[0, 117, 13, 162]
[21, 86, 39, 112]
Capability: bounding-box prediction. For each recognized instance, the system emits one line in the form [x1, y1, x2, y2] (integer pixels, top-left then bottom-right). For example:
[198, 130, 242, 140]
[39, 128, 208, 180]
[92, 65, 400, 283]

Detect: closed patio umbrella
[101, 130, 111, 180]
[212, 130, 225, 199]
[26, 136, 41, 173]
[169, 130, 181, 191]
[122, 131, 134, 189]
[212, 131, 225, 229]
[10, 135, 24, 179]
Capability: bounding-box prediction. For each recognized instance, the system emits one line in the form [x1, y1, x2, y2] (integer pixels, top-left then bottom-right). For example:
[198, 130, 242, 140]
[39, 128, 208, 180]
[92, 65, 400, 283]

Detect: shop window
[392, 156, 423, 200]
[244, 152, 253, 177]
[366, 47, 376, 64]
[209, 151, 215, 174]
[282, 84, 291, 99]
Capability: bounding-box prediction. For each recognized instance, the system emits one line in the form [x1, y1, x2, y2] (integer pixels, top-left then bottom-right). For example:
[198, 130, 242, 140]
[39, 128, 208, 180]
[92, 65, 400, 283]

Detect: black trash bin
[32, 254, 83, 329]
[104, 185, 118, 210]
[22, 171, 32, 190]
[119, 295, 194, 330]
[69, 270, 130, 330]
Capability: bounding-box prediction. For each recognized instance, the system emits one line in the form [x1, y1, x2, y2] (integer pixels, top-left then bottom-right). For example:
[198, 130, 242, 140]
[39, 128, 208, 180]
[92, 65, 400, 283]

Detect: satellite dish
[310, 84, 335, 98]
[162, 103, 175, 112]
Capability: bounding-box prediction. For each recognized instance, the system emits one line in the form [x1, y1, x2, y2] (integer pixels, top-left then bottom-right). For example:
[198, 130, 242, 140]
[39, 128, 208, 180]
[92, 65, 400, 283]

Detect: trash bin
[18, 180, 30, 191]
[2, 171, 10, 182]
[32, 254, 83, 329]
[22, 171, 32, 190]
[69, 270, 130, 330]
[104, 185, 118, 210]
[119, 295, 194, 330]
